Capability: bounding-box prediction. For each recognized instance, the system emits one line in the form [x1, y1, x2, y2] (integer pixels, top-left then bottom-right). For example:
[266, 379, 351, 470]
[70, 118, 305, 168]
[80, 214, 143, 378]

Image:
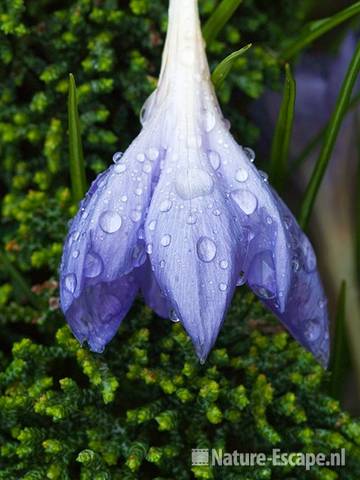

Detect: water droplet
[169, 309, 180, 323]
[72, 231, 80, 242]
[235, 168, 249, 183]
[259, 170, 269, 182]
[283, 216, 292, 230]
[266, 216, 273, 225]
[149, 220, 157, 231]
[197, 237, 217, 263]
[301, 237, 317, 272]
[208, 150, 221, 171]
[291, 257, 300, 272]
[161, 234, 171, 247]
[114, 163, 127, 174]
[224, 118, 231, 130]
[175, 169, 214, 200]
[244, 147, 256, 162]
[247, 251, 276, 299]
[213, 209, 221, 216]
[219, 282, 228, 292]
[146, 243, 153, 254]
[112, 151, 123, 164]
[64, 274, 77, 294]
[132, 243, 146, 267]
[204, 110, 216, 132]
[135, 187, 143, 196]
[99, 211, 122, 233]
[72, 250, 80, 259]
[219, 260, 228, 270]
[131, 210, 142, 222]
[304, 318, 321, 342]
[319, 299, 327, 309]
[143, 161, 152, 173]
[137, 153, 146, 163]
[236, 271, 246, 286]
[160, 260, 166, 268]
[121, 195, 128, 203]
[160, 199, 172, 212]
[148, 148, 159, 161]
[231, 190, 258, 215]
[187, 214, 197, 225]
[84, 252, 103, 278]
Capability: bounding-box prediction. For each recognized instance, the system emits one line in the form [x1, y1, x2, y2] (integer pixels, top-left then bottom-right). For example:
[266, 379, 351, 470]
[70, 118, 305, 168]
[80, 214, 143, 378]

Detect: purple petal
[145, 162, 246, 362]
[60, 134, 163, 350]
[136, 259, 169, 318]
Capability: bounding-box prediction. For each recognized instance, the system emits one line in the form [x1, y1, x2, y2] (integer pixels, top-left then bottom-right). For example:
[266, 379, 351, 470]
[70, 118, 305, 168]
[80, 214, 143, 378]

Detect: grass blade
[269, 64, 296, 191]
[0, 250, 41, 309]
[299, 40, 360, 230]
[203, 0, 242, 45]
[68, 73, 87, 203]
[355, 111, 360, 286]
[212, 44, 252, 89]
[329, 281, 348, 400]
[280, 2, 360, 61]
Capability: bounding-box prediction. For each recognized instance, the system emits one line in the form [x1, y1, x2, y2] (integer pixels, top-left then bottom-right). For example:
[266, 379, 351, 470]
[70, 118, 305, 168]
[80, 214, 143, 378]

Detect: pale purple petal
[136, 259, 169, 318]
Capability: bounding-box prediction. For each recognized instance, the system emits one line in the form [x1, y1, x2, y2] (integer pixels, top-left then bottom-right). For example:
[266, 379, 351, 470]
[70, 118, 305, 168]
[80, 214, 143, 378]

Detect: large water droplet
[244, 147, 256, 162]
[304, 318, 321, 342]
[64, 274, 77, 294]
[160, 199, 172, 212]
[84, 252, 103, 278]
[99, 211, 122, 233]
[208, 151, 221, 171]
[197, 237, 217, 263]
[175, 169, 214, 200]
[161, 234, 171, 247]
[169, 309, 180, 323]
[235, 168, 249, 183]
[112, 151, 123, 164]
[114, 163, 127, 174]
[231, 190, 258, 215]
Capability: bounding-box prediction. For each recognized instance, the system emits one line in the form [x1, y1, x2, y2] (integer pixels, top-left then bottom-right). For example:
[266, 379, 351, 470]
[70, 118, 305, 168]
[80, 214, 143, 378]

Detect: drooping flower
[60, 0, 330, 366]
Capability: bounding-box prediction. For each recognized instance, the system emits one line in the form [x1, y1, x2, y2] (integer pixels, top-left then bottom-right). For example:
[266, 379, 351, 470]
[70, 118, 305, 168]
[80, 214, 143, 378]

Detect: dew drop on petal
[64, 274, 77, 294]
[149, 220, 157, 231]
[84, 252, 103, 278]
[72, 250, 80, 259]
[219, 282, 228, 292]
[219, 260, 228, 270]
[137, 153, 146, 163]
[304, 318, 322, 342]
[99, 211, 122, 233]
[169, 309, 180, 323]
[160, 260, 166, 268]
[160, 199, 172, 212]
[197, 237, 217, 263]
[187, 214, 197, 225]
[231, 190, 258, 215]
[146, 243, 153, 254]
[135, 187, 143, 196]
[259, 170, 269, 182]
[148, 148, 159, 161]
[204, 109, 216, 132]
[114, 163, 127, 174]
[175, 169, 214, 200]
[235, 168, 249, 183]
[248, 251, 276, 299]
[208, 150, 221, 171]
[161, 234, 172, 247]
[213, 209, 221, 216]
[244, 147, 256, 162]
[143, 161, 152, 173]
[291, 257, 300, 272]
[131, 210, 142, 222]
[121, 195, 128, 203]
[112, 152, 123, 164]
[236, 271, 246, 286]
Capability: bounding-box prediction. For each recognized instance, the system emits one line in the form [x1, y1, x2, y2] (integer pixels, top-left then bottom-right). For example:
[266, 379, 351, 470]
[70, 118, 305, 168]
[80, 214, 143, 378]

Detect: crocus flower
[60, 0, 330, 366]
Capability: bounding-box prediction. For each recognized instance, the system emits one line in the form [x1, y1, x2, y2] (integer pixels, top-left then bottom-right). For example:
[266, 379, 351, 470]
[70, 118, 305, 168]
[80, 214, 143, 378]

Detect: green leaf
[355, 111, 360, 286]
[329, 281, 348, 400]
[280, 2, 360, 60]
[203, 0, 242, 45]
[269, 64, 296, 191]
[299, 40, 360, 230]
[68, 73, 87, 203]
[0, 251, 41, 309]
[212, 43, 252, 89]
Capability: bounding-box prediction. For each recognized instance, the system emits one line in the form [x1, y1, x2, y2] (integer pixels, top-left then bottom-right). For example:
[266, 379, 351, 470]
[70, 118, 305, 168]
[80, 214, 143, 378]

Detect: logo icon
[192, 449, 209, 466]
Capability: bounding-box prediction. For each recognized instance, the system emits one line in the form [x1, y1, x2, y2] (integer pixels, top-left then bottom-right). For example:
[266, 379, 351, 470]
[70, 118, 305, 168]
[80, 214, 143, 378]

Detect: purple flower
[60, 0, 330, 366]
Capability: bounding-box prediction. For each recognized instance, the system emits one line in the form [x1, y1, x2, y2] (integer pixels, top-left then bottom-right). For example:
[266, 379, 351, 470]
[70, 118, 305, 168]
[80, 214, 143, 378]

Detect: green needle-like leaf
[203, 0, 242, 45]
[299, 40, 360, 230]
[68, 73, 87, 203]
[280, 1, 360, 61]
[212, 44, 252, 89]
[330, 281, 348, 400]
[0, 251, 41, 309]
[269, 64, 296, 191]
